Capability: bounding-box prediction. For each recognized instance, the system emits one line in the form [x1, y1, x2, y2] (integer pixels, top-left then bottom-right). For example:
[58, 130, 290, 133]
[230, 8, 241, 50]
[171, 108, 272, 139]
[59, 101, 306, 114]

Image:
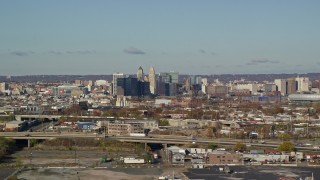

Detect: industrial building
[288, 94, 320, 102]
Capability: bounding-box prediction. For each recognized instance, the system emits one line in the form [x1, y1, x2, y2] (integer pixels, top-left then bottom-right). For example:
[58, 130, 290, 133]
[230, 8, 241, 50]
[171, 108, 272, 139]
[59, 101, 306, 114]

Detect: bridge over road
[1, 132, 317, 152]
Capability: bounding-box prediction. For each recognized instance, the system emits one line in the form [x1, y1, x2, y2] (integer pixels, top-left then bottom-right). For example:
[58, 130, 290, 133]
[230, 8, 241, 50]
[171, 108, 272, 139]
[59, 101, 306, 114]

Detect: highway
[0, 132, 319, 151]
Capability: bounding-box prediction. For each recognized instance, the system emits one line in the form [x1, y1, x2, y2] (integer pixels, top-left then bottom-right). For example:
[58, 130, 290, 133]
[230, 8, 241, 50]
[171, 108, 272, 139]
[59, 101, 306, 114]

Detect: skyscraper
[116, 76, 138, 96]
[149, 66, 156, 95]
[158, 71, 179, 96]
[275, 79, 287, 96]
[159, 71, 179, 83]
[112, 73, 124, 96]
[287, 78, 297, 94]
[137, 66, 144, 81]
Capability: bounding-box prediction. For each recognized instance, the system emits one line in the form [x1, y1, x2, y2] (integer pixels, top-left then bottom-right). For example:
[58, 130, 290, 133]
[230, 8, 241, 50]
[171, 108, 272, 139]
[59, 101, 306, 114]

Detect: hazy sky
[1, 0, 319, 75]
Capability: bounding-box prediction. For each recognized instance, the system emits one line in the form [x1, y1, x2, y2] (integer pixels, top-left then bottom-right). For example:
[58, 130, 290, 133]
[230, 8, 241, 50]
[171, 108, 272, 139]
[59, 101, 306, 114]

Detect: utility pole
[74, 148, 77, 165]
[29, 151, 32, 167]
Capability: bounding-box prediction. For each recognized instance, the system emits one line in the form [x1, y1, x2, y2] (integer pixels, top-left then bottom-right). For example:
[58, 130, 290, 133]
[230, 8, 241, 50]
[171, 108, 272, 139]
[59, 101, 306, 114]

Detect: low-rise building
[5, 121, 27, 131]
[107, 123, 144, 136]
[207, 150, 241, 165]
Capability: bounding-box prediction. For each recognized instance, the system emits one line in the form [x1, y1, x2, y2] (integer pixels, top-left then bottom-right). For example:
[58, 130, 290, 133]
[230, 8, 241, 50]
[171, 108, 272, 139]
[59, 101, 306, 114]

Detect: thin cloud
[199, 49, 206, 54]
[49, 50, 96, 55]
[48, 51, 63, 55]
[124, 47, 145, 55]
[317, 62, 320, 65]
[246, 58, 279, 65]
[11, 51, 34, 56]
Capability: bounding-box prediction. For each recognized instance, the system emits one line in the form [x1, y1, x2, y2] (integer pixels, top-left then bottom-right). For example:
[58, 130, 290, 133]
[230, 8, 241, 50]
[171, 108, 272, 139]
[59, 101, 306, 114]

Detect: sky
[0, 0, 319, 75]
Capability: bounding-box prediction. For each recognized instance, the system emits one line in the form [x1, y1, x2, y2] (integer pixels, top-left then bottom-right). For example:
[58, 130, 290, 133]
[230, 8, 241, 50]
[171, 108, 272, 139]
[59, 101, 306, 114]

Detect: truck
[123, 158, 145, 164]
[129, 133, 146, 137]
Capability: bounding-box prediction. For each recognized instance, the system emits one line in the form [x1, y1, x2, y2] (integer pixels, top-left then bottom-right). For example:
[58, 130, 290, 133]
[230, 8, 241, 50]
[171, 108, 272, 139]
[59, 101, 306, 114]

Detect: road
[1, 132, 319, 151]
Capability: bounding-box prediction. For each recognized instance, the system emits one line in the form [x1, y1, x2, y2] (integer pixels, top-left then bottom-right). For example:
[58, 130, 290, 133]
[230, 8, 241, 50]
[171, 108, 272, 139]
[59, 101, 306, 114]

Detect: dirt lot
[8, 149, 187, 180]
[14, 167, 187, 180]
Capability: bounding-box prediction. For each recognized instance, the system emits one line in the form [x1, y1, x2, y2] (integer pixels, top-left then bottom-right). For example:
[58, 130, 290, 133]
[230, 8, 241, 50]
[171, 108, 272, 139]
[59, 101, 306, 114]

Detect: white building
[236, 83, 258, 94]
[296, 77, 310, 92]
[201, 78, 208, 94]
[0, 82, 7, 93]
[149, 66, 156, 95]
[95, 80, 108, 86]
[275, 79, 287, 95]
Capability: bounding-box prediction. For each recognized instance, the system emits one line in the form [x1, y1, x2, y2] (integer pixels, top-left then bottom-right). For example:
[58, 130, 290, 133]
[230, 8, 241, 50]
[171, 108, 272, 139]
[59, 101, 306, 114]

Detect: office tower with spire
[149, 66, 156, 95]
[137, 66, 144, 81]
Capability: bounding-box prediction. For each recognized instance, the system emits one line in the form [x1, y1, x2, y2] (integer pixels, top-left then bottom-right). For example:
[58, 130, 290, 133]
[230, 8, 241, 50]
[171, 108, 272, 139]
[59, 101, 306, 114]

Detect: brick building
[207, 151, 241, 164]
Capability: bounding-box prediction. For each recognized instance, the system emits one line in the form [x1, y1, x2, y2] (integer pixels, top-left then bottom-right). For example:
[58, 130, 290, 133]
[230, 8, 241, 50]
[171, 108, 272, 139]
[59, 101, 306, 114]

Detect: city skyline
[1, 1, 320, 75]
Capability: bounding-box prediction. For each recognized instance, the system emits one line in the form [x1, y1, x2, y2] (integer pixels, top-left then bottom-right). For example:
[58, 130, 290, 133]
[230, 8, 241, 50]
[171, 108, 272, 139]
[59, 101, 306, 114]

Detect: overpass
[14, 115, 109, 121]
[0, 132, 317, 152]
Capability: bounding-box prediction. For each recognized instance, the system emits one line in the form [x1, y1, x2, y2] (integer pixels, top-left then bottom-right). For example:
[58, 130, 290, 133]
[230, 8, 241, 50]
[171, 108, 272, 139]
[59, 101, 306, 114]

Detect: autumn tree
[207, 127, 214, 138]
[278, 141, 295, 152]
[234, 142, 246, 151]
[263, 106, 284, 116]
[208, 142, 218, 149]
[159, 119, 169, 126]
[63, 105, 83, 115]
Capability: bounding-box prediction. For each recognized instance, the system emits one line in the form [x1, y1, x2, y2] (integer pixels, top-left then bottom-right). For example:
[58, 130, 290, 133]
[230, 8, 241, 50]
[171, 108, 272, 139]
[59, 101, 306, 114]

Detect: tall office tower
[159, 71, 179, 83]
[159, 72, 171, 83]
[112, 73, 124, 96]
[149, 66, 156, 95]
[158, 71, 179, 96]
[116, 76, 138, 96]
[287, 78, 297, 94]
[195, 76, 202, 85]
[137, 66, 144, 81]
[168, 71, 179, 83]
[201, 78, 208, 94]
[275, 79, 287, 95]
[296, 77, 310, 92]
[185, 76, 192, 92]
